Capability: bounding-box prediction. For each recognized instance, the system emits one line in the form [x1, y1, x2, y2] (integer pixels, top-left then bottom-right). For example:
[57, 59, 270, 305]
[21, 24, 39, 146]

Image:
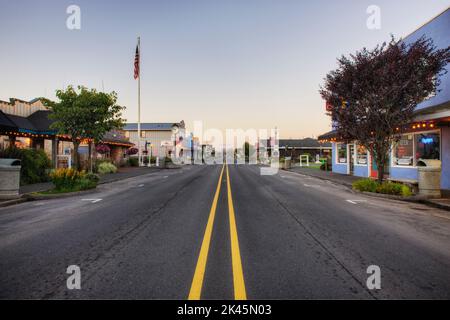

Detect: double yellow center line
[188, 164, 247, 300]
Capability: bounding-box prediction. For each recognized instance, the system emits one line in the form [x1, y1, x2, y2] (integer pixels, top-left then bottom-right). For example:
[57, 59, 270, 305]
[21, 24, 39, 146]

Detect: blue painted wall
[354, 165, 369, 178]
[404, 9, 450, 112]
[390, 167, 419, 181]
[441, 127, 450, 189]
[331, 143, 348, 174]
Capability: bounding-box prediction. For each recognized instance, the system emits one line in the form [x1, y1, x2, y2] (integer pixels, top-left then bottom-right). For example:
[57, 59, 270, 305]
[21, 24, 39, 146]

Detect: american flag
[134, 45, 140, 79]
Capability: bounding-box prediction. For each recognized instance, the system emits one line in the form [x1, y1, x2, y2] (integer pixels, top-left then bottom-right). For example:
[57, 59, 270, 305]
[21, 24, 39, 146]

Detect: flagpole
[137, 36, 141, 166]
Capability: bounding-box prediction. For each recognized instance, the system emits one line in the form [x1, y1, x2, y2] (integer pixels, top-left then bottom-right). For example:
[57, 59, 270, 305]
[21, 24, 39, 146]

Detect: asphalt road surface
[1, 164, 450, 299]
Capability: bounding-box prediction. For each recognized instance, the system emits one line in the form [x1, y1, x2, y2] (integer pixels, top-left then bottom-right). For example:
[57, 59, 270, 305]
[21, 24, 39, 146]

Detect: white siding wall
[125, 130, 174, 157]
[0, 99, 47, 117]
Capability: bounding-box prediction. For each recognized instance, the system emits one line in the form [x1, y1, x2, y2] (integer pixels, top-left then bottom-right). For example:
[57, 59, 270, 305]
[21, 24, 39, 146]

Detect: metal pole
[137, 36, 141, 166]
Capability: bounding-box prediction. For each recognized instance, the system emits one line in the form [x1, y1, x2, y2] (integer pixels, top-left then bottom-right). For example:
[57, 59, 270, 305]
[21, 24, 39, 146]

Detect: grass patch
[352, 178, 412, 197]
[308, 163, 322, 170]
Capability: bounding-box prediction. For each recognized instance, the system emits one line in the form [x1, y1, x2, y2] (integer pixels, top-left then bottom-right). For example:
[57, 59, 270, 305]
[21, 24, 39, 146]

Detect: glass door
[349, 144, 355, 174]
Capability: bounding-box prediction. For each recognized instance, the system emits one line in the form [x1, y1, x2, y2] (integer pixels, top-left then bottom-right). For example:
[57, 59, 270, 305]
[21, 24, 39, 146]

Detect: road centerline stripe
[226, 164, 247, 300]
[188, 164, 225, 300]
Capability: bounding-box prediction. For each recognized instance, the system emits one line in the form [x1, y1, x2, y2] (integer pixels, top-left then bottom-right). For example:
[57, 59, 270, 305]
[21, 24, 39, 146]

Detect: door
[370, 152, 390, 179]
[349, 144, 355, 175]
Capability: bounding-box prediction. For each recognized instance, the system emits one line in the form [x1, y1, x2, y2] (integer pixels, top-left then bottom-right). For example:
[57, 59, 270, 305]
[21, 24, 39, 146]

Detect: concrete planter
[0, 159, 21, 200]
[418, 166, 441, 198]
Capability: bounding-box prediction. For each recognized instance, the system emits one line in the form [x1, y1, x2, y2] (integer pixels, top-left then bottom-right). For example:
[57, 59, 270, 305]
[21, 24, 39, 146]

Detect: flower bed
[352, 178, 412, 197]
[49, 168, 98, 193]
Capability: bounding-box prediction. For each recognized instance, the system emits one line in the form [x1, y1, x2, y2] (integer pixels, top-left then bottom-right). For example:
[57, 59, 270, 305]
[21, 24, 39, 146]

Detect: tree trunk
[88, 142, 92, 173]
[377, 159, 385, 184]
[73, 140, 80, 171]
[374, 145, 388, 184]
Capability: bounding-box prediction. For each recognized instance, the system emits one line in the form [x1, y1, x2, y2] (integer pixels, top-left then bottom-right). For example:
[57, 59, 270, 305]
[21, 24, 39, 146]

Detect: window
[393, 134, 414, 166]
[356, 145, 367, 165]
[336, 143, 347, 164]
[140, 131, 146, 138]
[415, 132, 440, 161]
[392, 131, 440, 167]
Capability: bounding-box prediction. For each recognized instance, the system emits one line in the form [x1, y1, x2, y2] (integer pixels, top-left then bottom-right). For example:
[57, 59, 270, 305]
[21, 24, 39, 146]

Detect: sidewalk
[286, 166, 360, 187]
[286, 166, 450, 212]
[18, 166, 161, 195]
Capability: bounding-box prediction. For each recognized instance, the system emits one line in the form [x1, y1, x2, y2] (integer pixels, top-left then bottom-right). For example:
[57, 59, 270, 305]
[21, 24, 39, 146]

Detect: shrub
[352, 178, 413, 196]
[94, 159, 112, 173]
[50, 168, 85, 190]
[97, 162, 117, 174]
[0, 147, 52, 185]
[401, 185, 413, 197]
[85, 172, 100, 183]
[75, 178, 97, 191]
[50, 168, 97, 192]
[352, 178, 378, 193]
[128, 157, 139, 167]
[320, 161, 332, 171]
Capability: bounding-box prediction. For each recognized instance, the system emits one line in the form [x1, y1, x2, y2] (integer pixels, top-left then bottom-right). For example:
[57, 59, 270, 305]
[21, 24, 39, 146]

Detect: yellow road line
[226, 164, 247, 300]
[188, 164, 225, 300]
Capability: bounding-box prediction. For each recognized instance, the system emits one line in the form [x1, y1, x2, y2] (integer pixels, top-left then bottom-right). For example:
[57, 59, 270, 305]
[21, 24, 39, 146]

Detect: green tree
[43, 86, 125, 170]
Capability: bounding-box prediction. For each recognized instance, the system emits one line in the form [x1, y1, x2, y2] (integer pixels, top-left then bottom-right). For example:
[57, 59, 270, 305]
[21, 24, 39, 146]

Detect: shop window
[336, 144, 347, 164]
[356, 145, 367, 165]
[393, 134, 414, 166]
[415, 132, 440, 161]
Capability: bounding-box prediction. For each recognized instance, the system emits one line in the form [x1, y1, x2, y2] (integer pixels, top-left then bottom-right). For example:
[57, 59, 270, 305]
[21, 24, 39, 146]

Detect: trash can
[284, 157, 292, 170]
[417, 159, 441, 198]
[0, 158, 21, 200]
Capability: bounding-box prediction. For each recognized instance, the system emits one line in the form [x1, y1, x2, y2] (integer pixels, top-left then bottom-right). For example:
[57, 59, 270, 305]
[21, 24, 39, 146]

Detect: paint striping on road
[226, 164, 247, 300]
[188, 164, 225, 300]
[346, 200, 367, 205]
[81, 199, 102, 203]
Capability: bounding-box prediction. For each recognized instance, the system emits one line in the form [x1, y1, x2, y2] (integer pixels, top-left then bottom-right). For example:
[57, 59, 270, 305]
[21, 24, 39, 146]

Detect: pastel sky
[0, 0, 449, 138]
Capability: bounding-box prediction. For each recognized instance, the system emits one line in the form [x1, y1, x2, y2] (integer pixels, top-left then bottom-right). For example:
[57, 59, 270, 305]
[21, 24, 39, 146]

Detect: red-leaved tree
[320, 36, 449, 182]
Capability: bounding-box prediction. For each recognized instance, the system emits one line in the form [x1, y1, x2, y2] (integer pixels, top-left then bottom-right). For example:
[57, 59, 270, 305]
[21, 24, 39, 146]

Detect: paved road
[0, 164, 449, 299]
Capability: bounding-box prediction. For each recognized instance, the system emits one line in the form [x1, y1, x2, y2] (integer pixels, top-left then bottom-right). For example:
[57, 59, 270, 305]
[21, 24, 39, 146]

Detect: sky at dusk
[0, 0, 449, 138]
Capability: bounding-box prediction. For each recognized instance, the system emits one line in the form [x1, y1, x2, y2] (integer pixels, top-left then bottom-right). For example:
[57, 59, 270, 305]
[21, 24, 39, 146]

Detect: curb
[286, 168, 450, 210]
[359, 191, 427, 202]
[1, 169, 166, 207]
[23, 187, 99, 201]
[0, 197, 29, 208]
[419, 199, 450, 212]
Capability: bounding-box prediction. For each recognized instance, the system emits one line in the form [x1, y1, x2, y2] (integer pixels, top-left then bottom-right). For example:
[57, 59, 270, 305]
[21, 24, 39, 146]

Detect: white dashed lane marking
[82, 199, 103, 203]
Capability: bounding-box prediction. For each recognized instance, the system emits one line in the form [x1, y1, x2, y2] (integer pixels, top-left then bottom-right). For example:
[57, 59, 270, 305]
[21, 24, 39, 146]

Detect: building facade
[319, 8, 449, 190]
[123, 121, 186, 158]
[0, 98, 133, 168]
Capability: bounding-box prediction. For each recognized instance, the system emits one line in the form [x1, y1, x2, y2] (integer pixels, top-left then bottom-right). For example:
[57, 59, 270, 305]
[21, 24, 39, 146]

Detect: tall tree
[43, 86, 125, 170]
[320, 36, 449, 182]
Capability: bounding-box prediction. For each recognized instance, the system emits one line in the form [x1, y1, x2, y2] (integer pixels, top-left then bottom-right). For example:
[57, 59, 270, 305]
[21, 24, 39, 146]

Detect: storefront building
[319, 8, 449, 190]
[123, 121, 186, 158]
[0, 98, 133, 168]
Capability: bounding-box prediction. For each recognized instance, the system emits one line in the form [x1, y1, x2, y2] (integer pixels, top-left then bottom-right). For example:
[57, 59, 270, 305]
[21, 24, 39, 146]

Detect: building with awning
[0, 98, 133, 168]
[318, 8, 449, 191]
